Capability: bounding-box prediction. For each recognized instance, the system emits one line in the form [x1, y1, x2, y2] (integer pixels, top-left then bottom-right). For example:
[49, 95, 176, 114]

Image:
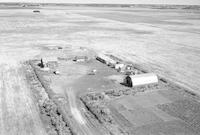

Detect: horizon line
[0, 2, 200, 6]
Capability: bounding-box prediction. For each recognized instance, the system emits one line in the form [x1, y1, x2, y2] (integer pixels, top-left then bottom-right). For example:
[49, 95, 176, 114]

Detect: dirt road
[66, 88, 95, 135]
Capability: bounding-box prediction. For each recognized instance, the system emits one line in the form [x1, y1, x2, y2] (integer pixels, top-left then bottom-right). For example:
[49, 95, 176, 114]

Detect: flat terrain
[0, 6, 200, 93]
[75, 8, 200, 93]
[0, 63, 47, 135]
[110, 88, 200, 135]
[0, 5, 200, 135]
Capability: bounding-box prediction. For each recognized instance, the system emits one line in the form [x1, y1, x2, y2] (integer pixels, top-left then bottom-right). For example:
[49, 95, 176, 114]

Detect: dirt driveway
[66, 87, 96, 135]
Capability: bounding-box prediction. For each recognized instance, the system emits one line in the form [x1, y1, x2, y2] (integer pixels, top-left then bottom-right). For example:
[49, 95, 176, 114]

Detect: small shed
[124, 73, 158, 87]
[73, 56, 88, 62]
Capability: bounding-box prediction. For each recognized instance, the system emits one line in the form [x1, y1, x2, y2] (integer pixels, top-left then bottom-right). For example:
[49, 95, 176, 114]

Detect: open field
[0, 4, 200, 135]
[0, 6, 200, 93]
[109, 89, 200, 134]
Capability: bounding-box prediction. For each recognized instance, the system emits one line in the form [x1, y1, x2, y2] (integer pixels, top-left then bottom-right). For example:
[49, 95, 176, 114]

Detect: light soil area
[0, 18, 46, 134]
[67, 88, 86, 125]
[66, 87, 94, 135]
[0, 63, 47, 135]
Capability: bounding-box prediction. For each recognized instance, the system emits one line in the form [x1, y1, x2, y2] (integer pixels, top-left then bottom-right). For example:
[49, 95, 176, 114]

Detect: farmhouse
[124, 73, 158, 87]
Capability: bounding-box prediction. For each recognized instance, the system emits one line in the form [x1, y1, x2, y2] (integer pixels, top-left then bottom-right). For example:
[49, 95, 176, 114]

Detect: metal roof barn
[96, 54, 116, 65]
[124, 73, 158, 87]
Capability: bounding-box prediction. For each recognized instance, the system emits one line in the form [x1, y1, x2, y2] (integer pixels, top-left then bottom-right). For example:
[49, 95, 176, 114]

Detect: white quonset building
[124, 73, 158, 87]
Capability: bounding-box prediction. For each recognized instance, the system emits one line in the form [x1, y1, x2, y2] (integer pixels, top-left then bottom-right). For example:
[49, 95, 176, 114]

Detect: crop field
[109, 89, 200, 134]
[0, 4, 200, 135]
